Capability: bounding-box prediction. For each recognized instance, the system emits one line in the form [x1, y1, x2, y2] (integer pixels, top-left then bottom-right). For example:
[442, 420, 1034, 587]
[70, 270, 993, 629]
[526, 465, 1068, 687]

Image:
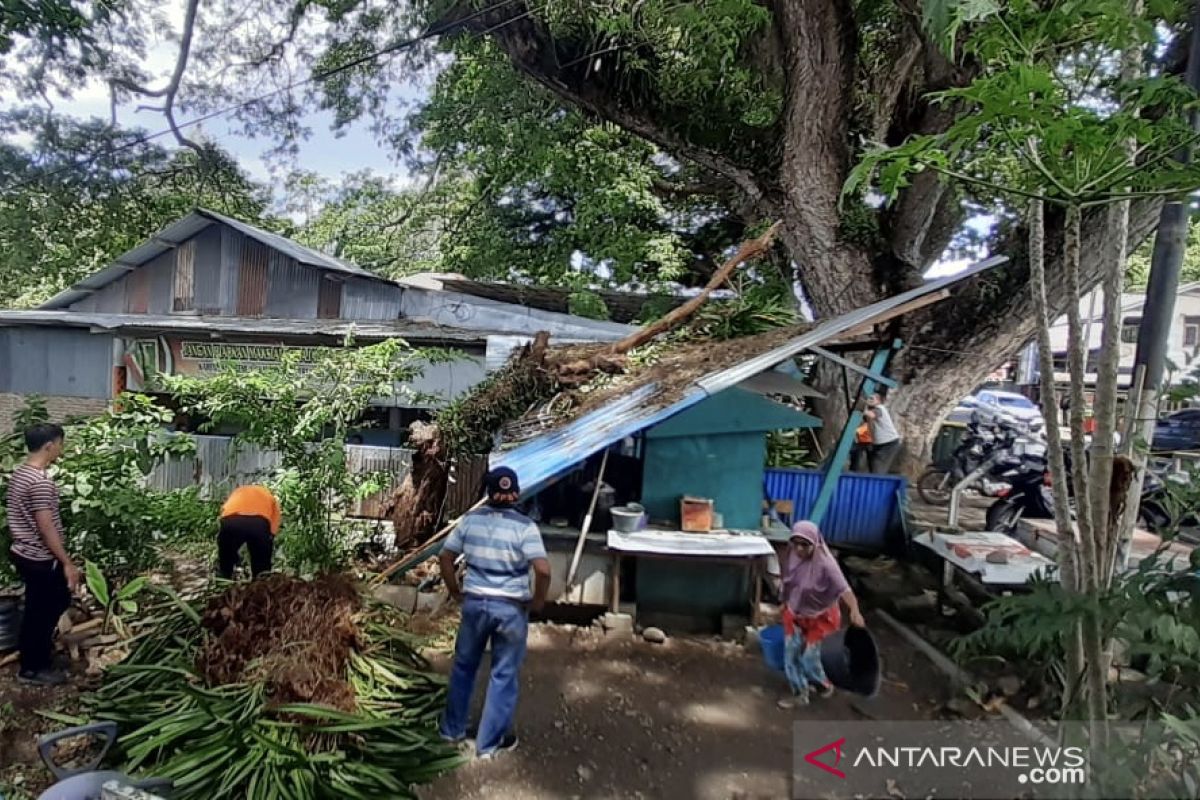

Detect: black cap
[485, 467, 520, 497]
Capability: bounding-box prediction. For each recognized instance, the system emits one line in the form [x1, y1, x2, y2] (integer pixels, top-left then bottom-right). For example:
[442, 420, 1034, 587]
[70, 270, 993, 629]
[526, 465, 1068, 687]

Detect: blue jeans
[440, 594, 529, 754]
[784, 631, 829, 694]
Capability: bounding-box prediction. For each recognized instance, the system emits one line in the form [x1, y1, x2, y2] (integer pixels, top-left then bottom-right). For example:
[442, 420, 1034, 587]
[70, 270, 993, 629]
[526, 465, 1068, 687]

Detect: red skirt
[783, 604, 842, 645]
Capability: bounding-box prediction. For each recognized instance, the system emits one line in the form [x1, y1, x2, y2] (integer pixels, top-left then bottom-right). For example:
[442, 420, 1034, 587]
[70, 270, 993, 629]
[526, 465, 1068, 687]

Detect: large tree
[3, 0, 1191, 464]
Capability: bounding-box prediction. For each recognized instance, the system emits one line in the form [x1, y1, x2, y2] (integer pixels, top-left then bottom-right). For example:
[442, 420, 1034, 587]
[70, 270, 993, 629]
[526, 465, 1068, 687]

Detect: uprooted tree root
[197, 573, 362, 710]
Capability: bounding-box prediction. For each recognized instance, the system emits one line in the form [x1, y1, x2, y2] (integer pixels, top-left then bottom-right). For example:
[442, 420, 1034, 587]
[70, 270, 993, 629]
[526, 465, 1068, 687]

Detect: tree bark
[440, 0, 1166, 474]
[1027, 195, 1086, 711]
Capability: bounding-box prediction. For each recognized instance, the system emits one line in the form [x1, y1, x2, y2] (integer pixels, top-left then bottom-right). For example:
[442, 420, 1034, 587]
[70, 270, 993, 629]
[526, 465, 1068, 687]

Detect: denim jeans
[440, 594, 529, 754]
[784, 630, 829, 694]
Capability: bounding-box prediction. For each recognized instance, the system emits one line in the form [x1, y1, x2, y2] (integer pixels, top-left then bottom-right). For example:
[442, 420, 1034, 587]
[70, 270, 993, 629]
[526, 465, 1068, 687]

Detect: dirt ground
[418, 614, 962, 800]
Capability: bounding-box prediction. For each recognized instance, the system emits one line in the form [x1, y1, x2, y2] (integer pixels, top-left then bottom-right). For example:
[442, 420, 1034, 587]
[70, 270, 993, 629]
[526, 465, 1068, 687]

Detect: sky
[1, 0, 416, 195]
[1, 0, 985, 278]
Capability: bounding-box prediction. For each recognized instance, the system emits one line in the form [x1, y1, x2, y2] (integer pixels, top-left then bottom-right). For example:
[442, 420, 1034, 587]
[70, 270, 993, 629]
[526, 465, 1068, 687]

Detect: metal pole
[1120, 3, 1200, 573]
[948, 456, 1000, 530]
[565, 448, 610, 601]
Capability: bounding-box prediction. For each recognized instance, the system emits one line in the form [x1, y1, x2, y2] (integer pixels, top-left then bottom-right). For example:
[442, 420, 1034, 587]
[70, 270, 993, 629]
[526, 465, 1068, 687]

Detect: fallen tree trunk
[607, 221, 783, 354]
[386, 225, 783, 549]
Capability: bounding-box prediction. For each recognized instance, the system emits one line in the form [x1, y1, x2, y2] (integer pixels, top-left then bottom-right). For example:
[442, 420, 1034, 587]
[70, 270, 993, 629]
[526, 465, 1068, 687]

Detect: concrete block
[602, 612, 634, 632]
[374, 585, 418, 612]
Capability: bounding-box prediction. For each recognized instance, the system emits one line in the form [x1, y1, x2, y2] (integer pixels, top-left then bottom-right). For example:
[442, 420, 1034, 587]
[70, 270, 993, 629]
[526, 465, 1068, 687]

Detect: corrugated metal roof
[491, 256, 1007, 491]
[0, 309, 491, 343]
[41, 209, 393, 309]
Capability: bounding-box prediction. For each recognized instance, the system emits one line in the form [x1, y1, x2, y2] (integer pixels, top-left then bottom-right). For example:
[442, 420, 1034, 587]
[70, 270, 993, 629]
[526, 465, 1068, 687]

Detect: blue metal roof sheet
[490, 255, 1007, 492]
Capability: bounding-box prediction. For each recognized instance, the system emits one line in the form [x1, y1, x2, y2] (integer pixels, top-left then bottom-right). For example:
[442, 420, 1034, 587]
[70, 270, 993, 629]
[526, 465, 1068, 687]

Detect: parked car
[945, 396, 978, 425]
[1152, 408, 1200, 453]
[973, 390, 1044, 432]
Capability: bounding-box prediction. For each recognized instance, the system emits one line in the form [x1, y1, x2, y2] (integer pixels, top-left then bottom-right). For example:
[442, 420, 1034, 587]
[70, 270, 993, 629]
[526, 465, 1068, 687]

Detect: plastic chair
[35, 722, 173, 800]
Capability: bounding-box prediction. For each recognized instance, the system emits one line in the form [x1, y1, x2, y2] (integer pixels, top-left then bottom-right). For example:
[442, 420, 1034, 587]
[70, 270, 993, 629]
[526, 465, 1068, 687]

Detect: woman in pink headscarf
[778, 520, 865, 707]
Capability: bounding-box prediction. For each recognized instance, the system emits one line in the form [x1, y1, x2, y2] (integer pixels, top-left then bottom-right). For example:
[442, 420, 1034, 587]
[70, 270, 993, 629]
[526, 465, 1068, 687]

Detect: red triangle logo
[804, 737, 847, 779]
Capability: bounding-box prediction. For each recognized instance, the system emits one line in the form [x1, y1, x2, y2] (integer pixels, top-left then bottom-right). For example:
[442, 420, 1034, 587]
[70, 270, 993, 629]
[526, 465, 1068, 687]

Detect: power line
[0, 0, 525, 194]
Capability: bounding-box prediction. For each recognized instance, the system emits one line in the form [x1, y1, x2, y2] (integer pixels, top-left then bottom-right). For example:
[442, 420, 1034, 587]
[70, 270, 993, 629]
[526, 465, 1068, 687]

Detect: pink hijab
[782, 521, 849, 617]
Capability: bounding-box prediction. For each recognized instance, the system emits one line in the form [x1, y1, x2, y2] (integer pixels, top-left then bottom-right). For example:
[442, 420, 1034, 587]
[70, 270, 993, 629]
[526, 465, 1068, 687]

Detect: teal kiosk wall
[632, 387, 820, 632]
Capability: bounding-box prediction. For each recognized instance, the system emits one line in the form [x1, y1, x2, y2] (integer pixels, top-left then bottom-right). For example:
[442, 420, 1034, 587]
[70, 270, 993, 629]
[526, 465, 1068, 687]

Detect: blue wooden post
[809, 341, 901, 525]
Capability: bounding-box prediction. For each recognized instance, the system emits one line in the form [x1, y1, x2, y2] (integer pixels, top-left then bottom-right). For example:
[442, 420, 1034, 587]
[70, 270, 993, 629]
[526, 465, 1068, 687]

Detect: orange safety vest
[856, 423, 873, 445]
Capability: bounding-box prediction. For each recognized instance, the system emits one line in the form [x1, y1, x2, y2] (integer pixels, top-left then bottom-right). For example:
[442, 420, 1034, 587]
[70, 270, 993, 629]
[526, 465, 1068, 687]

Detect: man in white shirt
[864, 390, 902, 474]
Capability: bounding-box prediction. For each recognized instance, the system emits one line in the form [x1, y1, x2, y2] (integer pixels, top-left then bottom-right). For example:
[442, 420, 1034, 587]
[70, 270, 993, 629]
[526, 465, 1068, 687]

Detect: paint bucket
[760, 624, 786, 672]
[819, 625, 881, 697]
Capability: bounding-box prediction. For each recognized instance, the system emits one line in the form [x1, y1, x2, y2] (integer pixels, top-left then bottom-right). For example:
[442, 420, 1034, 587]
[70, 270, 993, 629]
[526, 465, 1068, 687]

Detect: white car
[973, 389, 1045, 432]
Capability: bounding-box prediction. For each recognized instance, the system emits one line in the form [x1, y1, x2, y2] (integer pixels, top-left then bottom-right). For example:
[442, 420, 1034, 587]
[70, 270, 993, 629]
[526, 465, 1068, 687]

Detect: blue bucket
[760, 624, 785, 672]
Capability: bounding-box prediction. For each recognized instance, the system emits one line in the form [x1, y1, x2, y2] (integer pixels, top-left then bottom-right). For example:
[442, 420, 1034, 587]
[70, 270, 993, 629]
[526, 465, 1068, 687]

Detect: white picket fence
[147, 434, 413, 518]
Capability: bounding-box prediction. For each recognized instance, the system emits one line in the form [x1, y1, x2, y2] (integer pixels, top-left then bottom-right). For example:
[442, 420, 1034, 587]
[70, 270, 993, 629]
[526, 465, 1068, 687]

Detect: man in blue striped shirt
[439, 467, 550, 758]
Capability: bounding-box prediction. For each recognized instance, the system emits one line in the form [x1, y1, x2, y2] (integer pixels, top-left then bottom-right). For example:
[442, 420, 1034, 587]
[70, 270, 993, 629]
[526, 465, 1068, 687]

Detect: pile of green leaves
[955, 546, 1200, 713]
[80, 584, 462, 800]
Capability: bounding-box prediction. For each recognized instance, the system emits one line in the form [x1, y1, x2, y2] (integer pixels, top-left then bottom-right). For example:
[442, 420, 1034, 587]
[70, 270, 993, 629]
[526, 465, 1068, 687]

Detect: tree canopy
[0, 110, 267, 306]
[1, 0, 1198, 462]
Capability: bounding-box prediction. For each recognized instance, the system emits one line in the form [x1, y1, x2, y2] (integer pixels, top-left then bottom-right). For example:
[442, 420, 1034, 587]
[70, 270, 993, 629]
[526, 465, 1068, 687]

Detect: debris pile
[84, 575, 462, 800]
[197, 573, 361, 709]
[387, 223, 787, 548]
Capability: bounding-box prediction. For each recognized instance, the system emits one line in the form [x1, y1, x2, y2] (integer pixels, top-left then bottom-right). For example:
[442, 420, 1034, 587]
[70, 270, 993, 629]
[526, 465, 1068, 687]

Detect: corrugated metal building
[0, 209, 633, 435]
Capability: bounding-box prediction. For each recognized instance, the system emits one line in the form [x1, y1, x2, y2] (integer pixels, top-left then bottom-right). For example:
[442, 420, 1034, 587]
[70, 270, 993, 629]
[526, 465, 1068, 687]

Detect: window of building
[1121, 316, 1142, 344]
[237, 240, 269, 317]
[1185, 316, 1200, 349]
[173, 240, 195, 312]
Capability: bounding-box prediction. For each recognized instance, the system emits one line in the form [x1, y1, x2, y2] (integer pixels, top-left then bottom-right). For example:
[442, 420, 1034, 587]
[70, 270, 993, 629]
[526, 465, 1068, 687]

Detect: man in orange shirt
[217, 485, 281, 579]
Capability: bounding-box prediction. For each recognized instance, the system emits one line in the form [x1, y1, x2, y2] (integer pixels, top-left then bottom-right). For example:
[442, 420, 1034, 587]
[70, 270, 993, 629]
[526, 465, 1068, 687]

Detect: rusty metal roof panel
[41, 209, 394, 310]
[0, 309, 495, 343]
[490, 255, 1008, 492]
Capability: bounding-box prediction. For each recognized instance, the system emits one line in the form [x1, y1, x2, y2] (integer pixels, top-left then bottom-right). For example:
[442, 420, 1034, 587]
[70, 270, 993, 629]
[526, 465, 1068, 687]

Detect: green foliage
[0, 110, 268, 307]
[956, 546, 1200, 714]
[84, 586, 463, 800]
[765, 430, 816, 469]
[689, 278, 797, 339]
[0, 394, 205, 585]
[567, 290, 610, 320]
[1126, 217, 1200, 289]
[56, 395, 199, 577]
[84, 559, 149, 638]
[164, 340, 446, 573]
[846, 0, 1200, 209]
[296, 35, 751, 293]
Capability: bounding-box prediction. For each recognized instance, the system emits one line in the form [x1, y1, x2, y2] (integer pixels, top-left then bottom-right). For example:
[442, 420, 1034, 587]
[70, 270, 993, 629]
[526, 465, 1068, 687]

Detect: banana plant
[84, 560, 148, 638]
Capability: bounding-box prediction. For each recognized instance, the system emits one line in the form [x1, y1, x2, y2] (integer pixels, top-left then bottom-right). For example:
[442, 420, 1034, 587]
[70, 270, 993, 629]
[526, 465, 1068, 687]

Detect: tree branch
[437, 0, 776, 204]
[107, 0, 202, 151]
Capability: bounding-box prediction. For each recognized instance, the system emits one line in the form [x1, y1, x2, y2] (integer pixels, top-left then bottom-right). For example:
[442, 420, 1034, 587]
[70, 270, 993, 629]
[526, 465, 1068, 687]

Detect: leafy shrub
[164, 340, 442, 574]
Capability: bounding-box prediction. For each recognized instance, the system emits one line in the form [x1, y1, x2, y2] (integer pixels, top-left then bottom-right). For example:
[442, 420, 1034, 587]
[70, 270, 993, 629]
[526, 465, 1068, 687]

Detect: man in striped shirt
[439, 467, 550, 759]
[6, 423, 77, 686]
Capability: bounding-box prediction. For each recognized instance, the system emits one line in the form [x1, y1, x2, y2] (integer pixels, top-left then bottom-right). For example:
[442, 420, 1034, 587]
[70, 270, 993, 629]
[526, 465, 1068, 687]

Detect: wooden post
[609, 554, 622, 613]
[810, 340, 900, 524]
[751, 559, 763, 626]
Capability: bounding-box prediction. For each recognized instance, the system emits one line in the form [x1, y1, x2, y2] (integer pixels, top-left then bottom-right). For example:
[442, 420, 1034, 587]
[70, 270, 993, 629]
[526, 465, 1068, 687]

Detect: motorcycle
[983, 454, 1054, 533]
[917, 416, 1020, 506]
[985, 455, 1195, 536]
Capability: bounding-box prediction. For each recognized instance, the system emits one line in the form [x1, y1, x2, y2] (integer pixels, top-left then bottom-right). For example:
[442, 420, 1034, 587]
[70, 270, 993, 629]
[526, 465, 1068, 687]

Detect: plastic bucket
[760, 624, 785, 672]
[819, 626, 881, 697]
[611, 507, 643, 533]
